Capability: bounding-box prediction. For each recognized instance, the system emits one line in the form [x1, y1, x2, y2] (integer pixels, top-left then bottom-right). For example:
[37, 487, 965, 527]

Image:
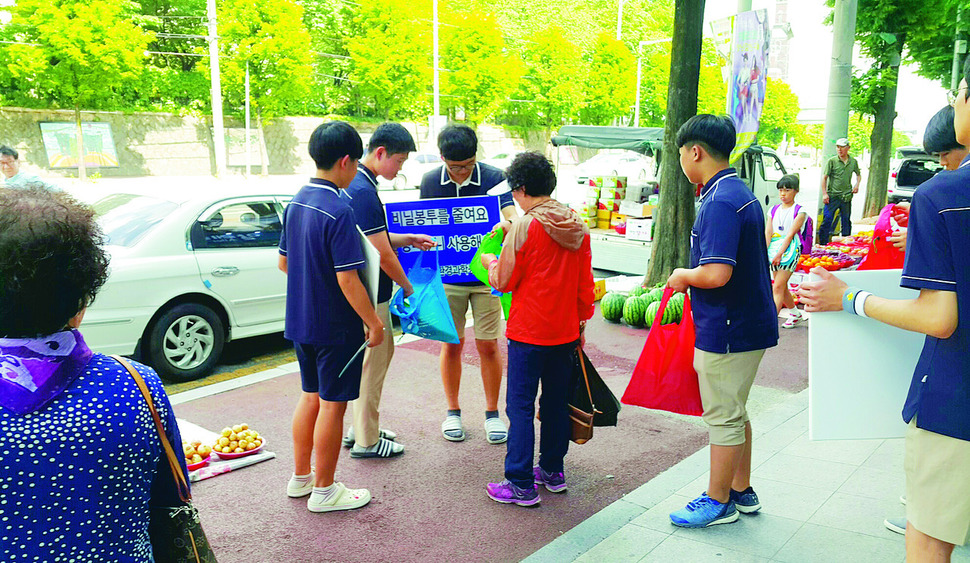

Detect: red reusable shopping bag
[857, 203, 905, 270]
[621, 287, 703, 416]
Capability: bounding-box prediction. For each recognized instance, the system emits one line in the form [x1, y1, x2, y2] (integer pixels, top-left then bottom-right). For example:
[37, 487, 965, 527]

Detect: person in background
[480, 152, 594, 506]
[279, 121, 384, 512]
[887, 105, 968, 252]
[419, 124, 516, 445]
[798, 59, 970, 562]
[0, 187, 188, 561]
[818, 138, 861, 245]
[664, 115, 779, 528]
[340, 123, 436, 459]
[765, 174, 808, 328]
[0, 146, 59, 191]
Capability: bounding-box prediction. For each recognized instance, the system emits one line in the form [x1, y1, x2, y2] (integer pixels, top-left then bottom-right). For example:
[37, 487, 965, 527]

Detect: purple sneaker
[533, 466, 567, 493]
[486, 480, 540, 506]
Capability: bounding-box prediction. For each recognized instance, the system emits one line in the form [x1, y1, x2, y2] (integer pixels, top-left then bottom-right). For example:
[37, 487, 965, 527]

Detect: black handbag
[113, 355, 218, 563]
[568, 347, 598, 444]
[570, 349, 621, 427]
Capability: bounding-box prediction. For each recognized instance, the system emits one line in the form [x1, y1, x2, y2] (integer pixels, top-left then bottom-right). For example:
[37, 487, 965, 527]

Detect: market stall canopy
[551, 126, 665, 156]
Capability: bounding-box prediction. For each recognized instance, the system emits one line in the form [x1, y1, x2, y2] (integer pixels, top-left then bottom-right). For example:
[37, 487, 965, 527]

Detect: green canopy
[550, 125, 665, 156]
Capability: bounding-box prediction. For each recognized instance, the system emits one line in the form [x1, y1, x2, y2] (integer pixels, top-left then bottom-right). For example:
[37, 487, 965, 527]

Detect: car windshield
[93, 193, 179, 247]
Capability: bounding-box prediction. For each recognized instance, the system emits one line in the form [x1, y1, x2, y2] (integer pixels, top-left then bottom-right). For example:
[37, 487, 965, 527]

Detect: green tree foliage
[344, 0, 432, 120]
[579, 33, 636, 125]
[757, 77, 802, 148]
[497, 26, 584, 132]
[136, 0, 210, 112]
[440, 9, 523, 124]
[213, 0, 313, 120]
[0, 0, 152, 110]
[301, 0, 357, 116]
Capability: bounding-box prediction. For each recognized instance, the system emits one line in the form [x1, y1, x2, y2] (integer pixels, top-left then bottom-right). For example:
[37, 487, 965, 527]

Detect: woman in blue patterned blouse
[0, 187, 188, 562]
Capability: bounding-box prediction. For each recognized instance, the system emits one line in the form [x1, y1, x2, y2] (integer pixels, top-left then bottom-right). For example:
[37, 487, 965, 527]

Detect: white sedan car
[376, 152, 443, 190]
[575, 151, 657, 185]
[82, 184, 295, 381]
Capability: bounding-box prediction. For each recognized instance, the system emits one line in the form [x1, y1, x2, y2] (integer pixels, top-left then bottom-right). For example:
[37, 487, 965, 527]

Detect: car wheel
[147, 303, 225, 382]
[393, 175, 407, 190]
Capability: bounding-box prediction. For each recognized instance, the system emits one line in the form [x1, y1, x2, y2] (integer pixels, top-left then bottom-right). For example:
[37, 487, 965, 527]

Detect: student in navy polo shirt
[419, 124, 516, 444]
[799, 59, 970, 560]
[664, 115, 779, 529]
[278, 121, 385, 513]
[339, 123, 436, 459]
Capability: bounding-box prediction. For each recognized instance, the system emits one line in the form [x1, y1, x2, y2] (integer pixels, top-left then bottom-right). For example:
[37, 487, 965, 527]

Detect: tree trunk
[645, 0, 706, 286]
[74, 105, 87, 181]
[863, 62, 900, 218]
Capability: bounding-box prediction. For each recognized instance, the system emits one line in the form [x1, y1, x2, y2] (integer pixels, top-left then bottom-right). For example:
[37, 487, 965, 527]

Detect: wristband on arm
[842, 286, 871, 318]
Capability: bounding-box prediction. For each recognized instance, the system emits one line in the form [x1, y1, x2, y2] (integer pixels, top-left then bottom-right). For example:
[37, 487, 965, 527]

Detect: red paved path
[174, 311, 807, 563]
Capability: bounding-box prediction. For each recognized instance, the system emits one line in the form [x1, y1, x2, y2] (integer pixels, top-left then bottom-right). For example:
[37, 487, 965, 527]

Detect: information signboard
[385, 195, 501, 284]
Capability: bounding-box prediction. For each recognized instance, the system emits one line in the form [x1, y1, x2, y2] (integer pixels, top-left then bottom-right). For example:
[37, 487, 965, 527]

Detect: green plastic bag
[469, 229, 512, 319]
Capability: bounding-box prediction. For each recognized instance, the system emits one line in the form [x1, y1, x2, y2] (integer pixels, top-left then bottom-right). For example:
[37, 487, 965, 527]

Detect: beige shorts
[694, 348, 766, 446]
[905, 418, 970, 546]
[443, 283, 502, 341]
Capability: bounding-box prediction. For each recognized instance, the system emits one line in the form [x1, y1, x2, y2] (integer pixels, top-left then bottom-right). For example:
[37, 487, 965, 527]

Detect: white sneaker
[307, 482, 371, 513]
[782, 312, 807, 329]
[286, 472, 314, 498]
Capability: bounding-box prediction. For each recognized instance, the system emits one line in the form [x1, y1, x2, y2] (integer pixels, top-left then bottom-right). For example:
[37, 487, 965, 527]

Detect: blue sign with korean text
[385, 195, 501, 284]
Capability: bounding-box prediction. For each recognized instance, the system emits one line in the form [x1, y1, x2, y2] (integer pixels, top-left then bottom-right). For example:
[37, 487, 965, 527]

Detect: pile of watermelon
[600, 284, 687, 328]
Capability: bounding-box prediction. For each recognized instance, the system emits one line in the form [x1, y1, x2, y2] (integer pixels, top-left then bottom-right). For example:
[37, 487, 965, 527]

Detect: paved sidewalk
[525, 390, 970, 563]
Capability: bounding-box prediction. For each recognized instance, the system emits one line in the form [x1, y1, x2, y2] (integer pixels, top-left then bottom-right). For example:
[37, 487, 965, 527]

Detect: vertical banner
[727, 9, 770, 163]
[385, 195, 501, 284]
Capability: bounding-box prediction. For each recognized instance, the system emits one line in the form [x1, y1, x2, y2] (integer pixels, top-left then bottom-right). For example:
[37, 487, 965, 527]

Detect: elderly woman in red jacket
[480, 151, 595, 506]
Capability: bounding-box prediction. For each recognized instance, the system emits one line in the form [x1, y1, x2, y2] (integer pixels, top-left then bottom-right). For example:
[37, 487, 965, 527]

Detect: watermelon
[601, 292, 627, 323]
[629, 285, 648, 298]
[647, 287, 664, 301]
[639, 291, 661, 308]
[644, 301, 661, 328]
[622, 296, 648, 328]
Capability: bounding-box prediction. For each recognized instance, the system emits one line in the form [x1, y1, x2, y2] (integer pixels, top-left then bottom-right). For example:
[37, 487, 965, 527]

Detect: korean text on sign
[385, 195, 501, 284]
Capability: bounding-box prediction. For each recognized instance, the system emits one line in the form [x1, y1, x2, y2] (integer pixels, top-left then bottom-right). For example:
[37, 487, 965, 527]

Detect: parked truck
[550, 125, 788, 275]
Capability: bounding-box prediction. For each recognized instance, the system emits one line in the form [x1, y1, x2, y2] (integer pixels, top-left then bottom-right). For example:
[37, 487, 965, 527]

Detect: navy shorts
[294, 337, 365, 401]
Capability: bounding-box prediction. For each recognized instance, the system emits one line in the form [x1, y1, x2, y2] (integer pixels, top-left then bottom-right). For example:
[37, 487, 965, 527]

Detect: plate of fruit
[184, 441, 212, 471]
[212, 424, 265, 459]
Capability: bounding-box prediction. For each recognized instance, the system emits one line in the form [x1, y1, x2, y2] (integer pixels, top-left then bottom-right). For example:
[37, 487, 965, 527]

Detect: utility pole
[952, 5, 966, 91]
[245, 62, 251, 178]
[617, 0, 624, 41]
[431, 0, 442, 147]
[819, 0, 857, 216]
[206, 0, 227, 177]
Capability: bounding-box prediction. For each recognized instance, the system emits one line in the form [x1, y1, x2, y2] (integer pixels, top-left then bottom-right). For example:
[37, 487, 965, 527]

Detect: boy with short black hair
[665, 114, 778, 528]
[339, 123, 436, 459]
[419, 124, 516, 444]
[278, 121, 385, 512]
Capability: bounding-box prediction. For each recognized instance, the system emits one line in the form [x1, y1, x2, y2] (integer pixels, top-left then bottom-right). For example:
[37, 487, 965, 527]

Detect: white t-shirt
[772, 203, 806, 238]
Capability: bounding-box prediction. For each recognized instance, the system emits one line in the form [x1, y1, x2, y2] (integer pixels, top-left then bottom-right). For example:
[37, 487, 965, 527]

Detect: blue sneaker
[729, 486, 762, 514]
[670, 493, 739, 528]
[486, 480, 540, 506]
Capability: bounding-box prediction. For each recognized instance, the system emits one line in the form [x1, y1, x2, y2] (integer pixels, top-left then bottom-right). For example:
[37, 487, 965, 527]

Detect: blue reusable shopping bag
[390, 251, 461, 344]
